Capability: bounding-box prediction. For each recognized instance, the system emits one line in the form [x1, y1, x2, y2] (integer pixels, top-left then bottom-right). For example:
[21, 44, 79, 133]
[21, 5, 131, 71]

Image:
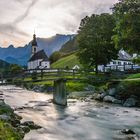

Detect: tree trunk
[95, 64, 98, 74]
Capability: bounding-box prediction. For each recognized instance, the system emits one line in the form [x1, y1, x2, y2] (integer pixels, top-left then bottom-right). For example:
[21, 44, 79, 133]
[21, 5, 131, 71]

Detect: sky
[0, 0, 118, 47]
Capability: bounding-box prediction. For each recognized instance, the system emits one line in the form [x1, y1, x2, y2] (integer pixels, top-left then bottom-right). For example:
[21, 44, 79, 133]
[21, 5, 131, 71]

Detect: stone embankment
[68, 86, 140, 107]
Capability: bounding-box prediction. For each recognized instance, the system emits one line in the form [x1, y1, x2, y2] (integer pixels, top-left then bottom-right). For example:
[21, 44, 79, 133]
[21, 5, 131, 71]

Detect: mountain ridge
[0, 34, 74, 66]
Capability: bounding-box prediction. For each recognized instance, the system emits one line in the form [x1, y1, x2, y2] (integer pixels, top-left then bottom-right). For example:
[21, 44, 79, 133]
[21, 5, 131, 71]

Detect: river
[1, 85, 140, 140]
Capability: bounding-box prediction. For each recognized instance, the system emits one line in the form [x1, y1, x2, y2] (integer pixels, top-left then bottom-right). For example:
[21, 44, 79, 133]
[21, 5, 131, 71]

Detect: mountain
[37, 34, 74, 56]
[0, 34, 74, 66]
[60, 36, 78, 54]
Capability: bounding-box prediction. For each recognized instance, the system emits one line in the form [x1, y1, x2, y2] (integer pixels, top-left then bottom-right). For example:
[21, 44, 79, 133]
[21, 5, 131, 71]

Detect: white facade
[98, 50, 135, 72]
[28, 59, 50, 70]
[98, 60, 133, 72]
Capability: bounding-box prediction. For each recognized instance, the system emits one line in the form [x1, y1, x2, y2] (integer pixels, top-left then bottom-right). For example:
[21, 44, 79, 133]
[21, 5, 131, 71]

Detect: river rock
[123, 98, 138, 107]
[121, 129, 136, 135]
[0, 114, 11, 121]
[100, 92, 107, 99]
[94, 93, 102, 101]
[11, 119, 21, 127]
[32, 85, 41, 92]
[20, 125, 30, 133]
[103, 96, 116, 103]
[22, 121, 42, 129]
[108, 88, 116, 96]
[112, 99, 122, 104]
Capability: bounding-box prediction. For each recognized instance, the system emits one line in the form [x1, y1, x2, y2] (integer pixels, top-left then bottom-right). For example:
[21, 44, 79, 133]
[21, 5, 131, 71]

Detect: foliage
[31, 72, 38, 81]
[49, 51, 62, 64]
[9, 64, 22, 74]
[0, 121, 22, 140]
[126, 73, 140, 79]
[118, 80, 140, 99]
[112, 0, 140, 53]
[132, 56, 140, 65]
[77, 13, 118, 73]
[66, 81, 86, 92]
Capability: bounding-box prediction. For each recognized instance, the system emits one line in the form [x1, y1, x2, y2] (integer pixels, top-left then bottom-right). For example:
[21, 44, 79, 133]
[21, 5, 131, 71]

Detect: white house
[72, 65, 80, 70]
[98, 50, 134, 72]
[28, 34, 50, 70]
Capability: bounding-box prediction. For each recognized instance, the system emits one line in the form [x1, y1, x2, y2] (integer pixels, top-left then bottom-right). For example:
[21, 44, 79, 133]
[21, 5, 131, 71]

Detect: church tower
[31, 33, 37, 56]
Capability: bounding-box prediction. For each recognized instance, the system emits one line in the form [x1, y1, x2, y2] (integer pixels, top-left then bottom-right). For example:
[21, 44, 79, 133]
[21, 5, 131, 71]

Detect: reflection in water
[0, 85, 140, 140]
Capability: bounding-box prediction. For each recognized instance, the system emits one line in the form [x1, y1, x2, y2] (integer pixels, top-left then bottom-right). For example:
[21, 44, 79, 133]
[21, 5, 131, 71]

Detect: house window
[113, 61, 116, 64]
[118, 62, 121, 65]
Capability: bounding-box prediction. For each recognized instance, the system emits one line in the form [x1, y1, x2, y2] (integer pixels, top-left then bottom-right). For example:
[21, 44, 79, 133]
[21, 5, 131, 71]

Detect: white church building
[28, 34, 50, 70]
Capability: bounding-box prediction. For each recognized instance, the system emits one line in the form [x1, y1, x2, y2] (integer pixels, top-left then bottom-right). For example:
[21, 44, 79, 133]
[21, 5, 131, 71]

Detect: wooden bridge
[0, 65, 139, 85]
[0, 67, 139, 106]
[0, 68, 84, 106]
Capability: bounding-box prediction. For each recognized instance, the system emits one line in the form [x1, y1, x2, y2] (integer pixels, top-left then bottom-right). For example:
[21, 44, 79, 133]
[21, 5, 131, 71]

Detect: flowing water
[1, 85, 140, 140]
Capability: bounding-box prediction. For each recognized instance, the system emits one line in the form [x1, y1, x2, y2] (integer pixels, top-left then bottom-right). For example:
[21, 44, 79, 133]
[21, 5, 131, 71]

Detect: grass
[66, 81, 87, 92]
[126, 73, 140, 79]
[51, 53, 82, 69]
[0, 121, 22, 140]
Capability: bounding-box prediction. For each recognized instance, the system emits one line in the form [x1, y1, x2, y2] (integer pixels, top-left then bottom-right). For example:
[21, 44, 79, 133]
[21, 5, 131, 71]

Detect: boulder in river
[21, 121, 42, 130]
[112, 99, 122, 104]
[94, 93, 102, 101]
[121, 129, 136, 135]
[123, 97, 138, 107]
[103, 96, 116, 103]
[108, 88, 116, 96]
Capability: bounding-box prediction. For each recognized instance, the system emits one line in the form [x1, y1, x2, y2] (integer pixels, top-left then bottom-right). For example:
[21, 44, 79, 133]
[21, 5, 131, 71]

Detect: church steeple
[31, 33, 37, 56]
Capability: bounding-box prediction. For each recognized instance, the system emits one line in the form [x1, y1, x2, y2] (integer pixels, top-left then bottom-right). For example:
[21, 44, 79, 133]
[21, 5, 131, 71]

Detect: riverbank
[19, 78, 140, 108]
[0, 98, 23, 139]
[0, 91, 41, 140]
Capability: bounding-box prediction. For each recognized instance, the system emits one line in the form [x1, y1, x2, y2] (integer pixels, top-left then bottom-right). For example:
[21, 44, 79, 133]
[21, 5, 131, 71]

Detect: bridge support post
[53, 78, 67, 106]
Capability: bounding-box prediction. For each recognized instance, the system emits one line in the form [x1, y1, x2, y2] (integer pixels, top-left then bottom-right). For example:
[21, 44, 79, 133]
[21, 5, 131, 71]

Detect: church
[28, 34, 50, 70]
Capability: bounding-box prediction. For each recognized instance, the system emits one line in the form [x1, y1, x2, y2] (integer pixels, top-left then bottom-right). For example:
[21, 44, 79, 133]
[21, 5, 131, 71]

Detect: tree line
[77, 0, 140, 74]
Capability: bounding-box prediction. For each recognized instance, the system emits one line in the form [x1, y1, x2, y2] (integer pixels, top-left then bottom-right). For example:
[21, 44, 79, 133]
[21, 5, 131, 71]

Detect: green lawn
[126, 73, 140, 79]
[51, 53, 82, 69]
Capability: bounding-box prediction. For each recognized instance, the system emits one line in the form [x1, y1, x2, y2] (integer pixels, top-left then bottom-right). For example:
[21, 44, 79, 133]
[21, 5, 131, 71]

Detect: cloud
[14, 0, 38, 24]
[0, 0, 118, 47]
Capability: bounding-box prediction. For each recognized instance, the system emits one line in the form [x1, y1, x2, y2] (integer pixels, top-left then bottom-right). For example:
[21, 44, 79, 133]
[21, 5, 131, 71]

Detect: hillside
[0, 59, 10, 72]
[0, 34, 74, 66]
[60, 37, 78, 54]
[51, 53, 82, 69]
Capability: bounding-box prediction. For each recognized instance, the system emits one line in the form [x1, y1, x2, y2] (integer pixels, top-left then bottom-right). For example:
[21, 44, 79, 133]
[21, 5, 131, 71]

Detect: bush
[31, 72, 38, 81]
[117, 80, 140, 100]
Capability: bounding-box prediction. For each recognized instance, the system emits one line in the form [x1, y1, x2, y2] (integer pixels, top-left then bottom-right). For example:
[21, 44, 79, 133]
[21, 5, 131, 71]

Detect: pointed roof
[28, 50, 49, 62]
[32, 34, 37, 46]
[118, 50, 132, 61]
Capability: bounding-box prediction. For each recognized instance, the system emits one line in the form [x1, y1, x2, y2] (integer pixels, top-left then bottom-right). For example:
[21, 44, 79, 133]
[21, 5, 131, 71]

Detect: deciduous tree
[77, 13, 118, 74]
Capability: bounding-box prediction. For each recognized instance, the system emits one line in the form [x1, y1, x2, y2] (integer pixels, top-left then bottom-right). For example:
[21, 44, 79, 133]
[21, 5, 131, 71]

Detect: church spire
[31, 33, 37, 56]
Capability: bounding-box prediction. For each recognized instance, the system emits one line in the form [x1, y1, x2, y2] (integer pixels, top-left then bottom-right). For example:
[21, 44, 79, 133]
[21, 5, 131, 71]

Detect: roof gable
[28, 50, 49, 62]
[118, 50, 132, 61]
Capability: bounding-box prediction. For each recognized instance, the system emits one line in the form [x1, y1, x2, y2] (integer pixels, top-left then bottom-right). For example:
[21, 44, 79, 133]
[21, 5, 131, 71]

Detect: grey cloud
[14, 0, 38, 24]
[0, 0, 38, 40]
[0, 23, 29, 37]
